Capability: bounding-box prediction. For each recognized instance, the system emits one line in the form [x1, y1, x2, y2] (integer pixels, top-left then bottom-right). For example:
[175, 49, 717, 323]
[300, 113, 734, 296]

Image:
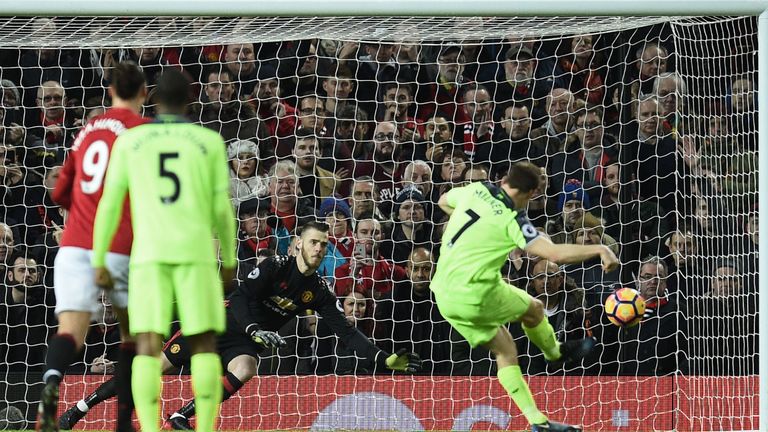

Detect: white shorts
[54, 246, 130, 319]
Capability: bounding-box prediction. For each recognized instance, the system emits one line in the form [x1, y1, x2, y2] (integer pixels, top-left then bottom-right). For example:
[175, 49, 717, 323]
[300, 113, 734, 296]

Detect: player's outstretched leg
[59, 376, 118, 430]
[520, 300, 561, 361]
[168, 355, 253, 429]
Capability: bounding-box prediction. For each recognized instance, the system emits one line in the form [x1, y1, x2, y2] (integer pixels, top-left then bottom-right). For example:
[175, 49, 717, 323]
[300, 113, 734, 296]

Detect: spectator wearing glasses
[353, 120, 403, 209]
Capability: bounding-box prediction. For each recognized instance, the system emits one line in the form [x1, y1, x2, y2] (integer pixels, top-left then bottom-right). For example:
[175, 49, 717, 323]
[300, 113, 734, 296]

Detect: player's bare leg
[61, 351, 177, 430]
[168, 354, 255, 430]
[38, 311, 91, 432]
[113, 306, 136, 432]
[185, 332, 223, 432]
[133, 332, 165, 432]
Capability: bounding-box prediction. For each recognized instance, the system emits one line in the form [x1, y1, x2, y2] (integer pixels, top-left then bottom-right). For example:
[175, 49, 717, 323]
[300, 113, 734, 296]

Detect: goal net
[0, 14, 759, 431]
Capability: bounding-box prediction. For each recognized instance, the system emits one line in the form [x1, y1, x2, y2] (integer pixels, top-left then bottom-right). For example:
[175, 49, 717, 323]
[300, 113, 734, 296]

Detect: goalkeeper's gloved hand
[384, 348, 422, 373]
[250, 329, 286, 349]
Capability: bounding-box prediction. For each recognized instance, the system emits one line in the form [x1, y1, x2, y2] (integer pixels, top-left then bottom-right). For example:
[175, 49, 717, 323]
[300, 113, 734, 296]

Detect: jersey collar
[482, 181, 516, 211]
[153, 114, 191, 124]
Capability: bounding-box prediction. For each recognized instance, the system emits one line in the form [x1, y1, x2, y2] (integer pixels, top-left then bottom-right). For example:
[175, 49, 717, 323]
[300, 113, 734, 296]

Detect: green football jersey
[432, 182, 540, 299]
[92, 116, 236, 268]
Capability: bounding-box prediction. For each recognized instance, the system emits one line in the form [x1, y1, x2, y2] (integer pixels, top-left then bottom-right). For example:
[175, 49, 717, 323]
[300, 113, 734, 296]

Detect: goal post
[0, 2, 765, 431]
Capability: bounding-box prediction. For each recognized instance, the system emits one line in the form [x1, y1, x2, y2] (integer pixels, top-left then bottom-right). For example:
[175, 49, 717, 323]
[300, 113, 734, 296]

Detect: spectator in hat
[546, 179, 601, 244]
[317, 197, 354, 279]
[236, 197, 275, 279]
[381, 186, 434, 265]
[228, 139, 268, 205]
[415, 42, 470, 126]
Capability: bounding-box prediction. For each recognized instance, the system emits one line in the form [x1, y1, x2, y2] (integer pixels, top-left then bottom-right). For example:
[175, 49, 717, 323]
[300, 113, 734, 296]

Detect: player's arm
[316, 292, 421, 373]
[228, 258, 275, 335]
[91, 139, 129, 268]
[437, 185, 464, 216]
[525, 235, 619, 272]
[51, 152, 76, 209]
[210, 138, 237, 271]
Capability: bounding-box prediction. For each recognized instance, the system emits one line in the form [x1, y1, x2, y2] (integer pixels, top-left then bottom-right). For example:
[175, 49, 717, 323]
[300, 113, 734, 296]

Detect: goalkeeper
[61, 221, 421, 431]
[431, 161, 618, 432]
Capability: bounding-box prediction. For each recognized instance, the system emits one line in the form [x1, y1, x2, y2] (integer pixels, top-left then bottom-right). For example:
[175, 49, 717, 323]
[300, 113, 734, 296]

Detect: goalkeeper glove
[249, 329, 286, 349]
[384, 348, 422, 373]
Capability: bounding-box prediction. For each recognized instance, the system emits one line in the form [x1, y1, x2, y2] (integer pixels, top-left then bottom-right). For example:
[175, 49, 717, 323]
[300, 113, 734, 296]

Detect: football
[604, 287, 646, 327]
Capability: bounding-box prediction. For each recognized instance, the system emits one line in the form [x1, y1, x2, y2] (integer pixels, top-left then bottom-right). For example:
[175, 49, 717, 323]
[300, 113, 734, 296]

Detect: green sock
[191, 353, 223, 432]
[523, 318, 561, 361]
[498, 365, 548, 425]
[132, 355, 162, 432]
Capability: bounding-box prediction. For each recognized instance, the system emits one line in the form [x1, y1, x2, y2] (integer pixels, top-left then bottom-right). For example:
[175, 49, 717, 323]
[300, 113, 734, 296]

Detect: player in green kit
[92, 69, 236, 432]
[432, 162, 619, 432]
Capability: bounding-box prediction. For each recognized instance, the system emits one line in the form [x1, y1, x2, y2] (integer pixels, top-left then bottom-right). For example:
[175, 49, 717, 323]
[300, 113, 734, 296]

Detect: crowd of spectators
[0, 21, 759, 379]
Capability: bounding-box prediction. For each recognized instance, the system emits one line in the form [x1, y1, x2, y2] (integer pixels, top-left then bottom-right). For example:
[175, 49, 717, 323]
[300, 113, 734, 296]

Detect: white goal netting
[0, 15, 758, 431]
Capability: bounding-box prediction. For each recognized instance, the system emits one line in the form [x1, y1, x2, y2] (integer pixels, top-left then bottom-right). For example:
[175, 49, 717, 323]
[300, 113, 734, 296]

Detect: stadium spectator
[558, 35, 606, 105]
[292, 129, 339, 209]
[519, 259, 591, 374]
[628, 95, 687, 219]
[18, 37, 82, 106]
[435, 146, 468, 195]
[0, 223, 14, 268]
[664, 227, 705, 298]
[462, 164, 489, 184]
[415, 42, 470, 125]
[380, 82, 421, 146]
[321, 69, 355, 116]
[228, 139, 268, 205]
[400, 160, 440, 220]
[457, 84, 494, 162]
[295, 95, 329, 138]
[4, 253, 55, 370]
[493, 45, 547, 115]
[267, 160, 315, 254]
[311, 289, 376, 374]
[223, 43, 258, 98]
[197, 67, 265, 145]
[343, 42, 413, 117]
[349, 176, 386, 224]
[333, 218, 406, 300]
[236, 197, 275, 280]
[317, 197, 354, 278]
[352, 120, 402, 206]
[123, 47, 177, 86]
[689, 259, 756, 375]
[564, 219, 621, 299]
[549, 106, 617, 199]
[546, 179, 601, 244]
[376, 247, 451, 374]
[488, 103, 547, 178]
[251, 64, 296, 139]
[423, 113, 454, 164]
[525, 165, 554, 229]
[632, 43, 669, 100]
[24, 80, 75, 167]
[381, 186, 434, 266]
[654, 72, 688, 140]
[536, 88, 573, 154]
[0, 144, 27, 228]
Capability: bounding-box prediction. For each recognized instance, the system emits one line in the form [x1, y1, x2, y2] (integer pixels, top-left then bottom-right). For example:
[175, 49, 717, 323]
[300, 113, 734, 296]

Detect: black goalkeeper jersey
[227, 255, 386, 364]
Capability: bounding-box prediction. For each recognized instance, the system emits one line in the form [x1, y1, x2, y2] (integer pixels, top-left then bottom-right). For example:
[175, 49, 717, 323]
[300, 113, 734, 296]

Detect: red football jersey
[53, 108, 148, 254]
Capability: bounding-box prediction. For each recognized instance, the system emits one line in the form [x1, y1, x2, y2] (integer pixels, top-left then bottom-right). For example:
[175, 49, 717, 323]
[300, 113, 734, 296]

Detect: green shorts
[434, 278, 532, 348]
[128, 262, 225, 337]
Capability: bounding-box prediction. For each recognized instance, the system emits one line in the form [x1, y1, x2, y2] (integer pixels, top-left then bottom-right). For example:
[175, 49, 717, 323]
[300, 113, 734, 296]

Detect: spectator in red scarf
[236, 197, 275, 280]
[24, 80, 75, 168]
[558, 35, 606, 105]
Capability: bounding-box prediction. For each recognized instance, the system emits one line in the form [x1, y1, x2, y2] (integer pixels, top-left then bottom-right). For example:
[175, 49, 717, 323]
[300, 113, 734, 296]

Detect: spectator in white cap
[228, 139, 268, 205]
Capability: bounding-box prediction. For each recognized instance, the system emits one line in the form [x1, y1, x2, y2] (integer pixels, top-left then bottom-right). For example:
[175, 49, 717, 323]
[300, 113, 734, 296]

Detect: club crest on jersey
[301, 290, 314, 303]
[169, 344, 181, 354]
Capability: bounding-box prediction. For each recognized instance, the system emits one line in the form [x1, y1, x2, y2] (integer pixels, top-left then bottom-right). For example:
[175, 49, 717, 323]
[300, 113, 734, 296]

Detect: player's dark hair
[300, 220, 330, 236]
[155, 68, 191, 111]
[505, 161, 541, 193]
[111, 61, 146, 100]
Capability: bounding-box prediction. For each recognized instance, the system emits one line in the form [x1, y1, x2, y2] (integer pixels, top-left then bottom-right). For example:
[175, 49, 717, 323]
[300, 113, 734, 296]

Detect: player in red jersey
[37, 62, 148, 432]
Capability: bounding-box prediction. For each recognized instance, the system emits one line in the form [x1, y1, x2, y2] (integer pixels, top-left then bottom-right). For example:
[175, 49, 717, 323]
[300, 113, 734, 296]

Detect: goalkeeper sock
[132, 355, 162, 432]
[190, 353, 223, 432]
[83, 376, 117, 409]
[498, 365, 548, 425]
[116, 342, 137, 430]
[522, 318, 561, 361]
[174, 372, 244, 419]
[43, 333, 78, 385]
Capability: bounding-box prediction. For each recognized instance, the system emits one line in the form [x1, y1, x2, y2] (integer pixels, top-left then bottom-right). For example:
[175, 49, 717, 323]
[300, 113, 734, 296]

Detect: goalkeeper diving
[60, 221, 421, 430]
[431, 161, 619, 432]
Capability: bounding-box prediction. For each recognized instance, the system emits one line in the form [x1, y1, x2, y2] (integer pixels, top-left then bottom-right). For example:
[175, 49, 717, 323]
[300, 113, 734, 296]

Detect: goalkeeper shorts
[128, 262, 225, 337]
[434, 278, 532, 348]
